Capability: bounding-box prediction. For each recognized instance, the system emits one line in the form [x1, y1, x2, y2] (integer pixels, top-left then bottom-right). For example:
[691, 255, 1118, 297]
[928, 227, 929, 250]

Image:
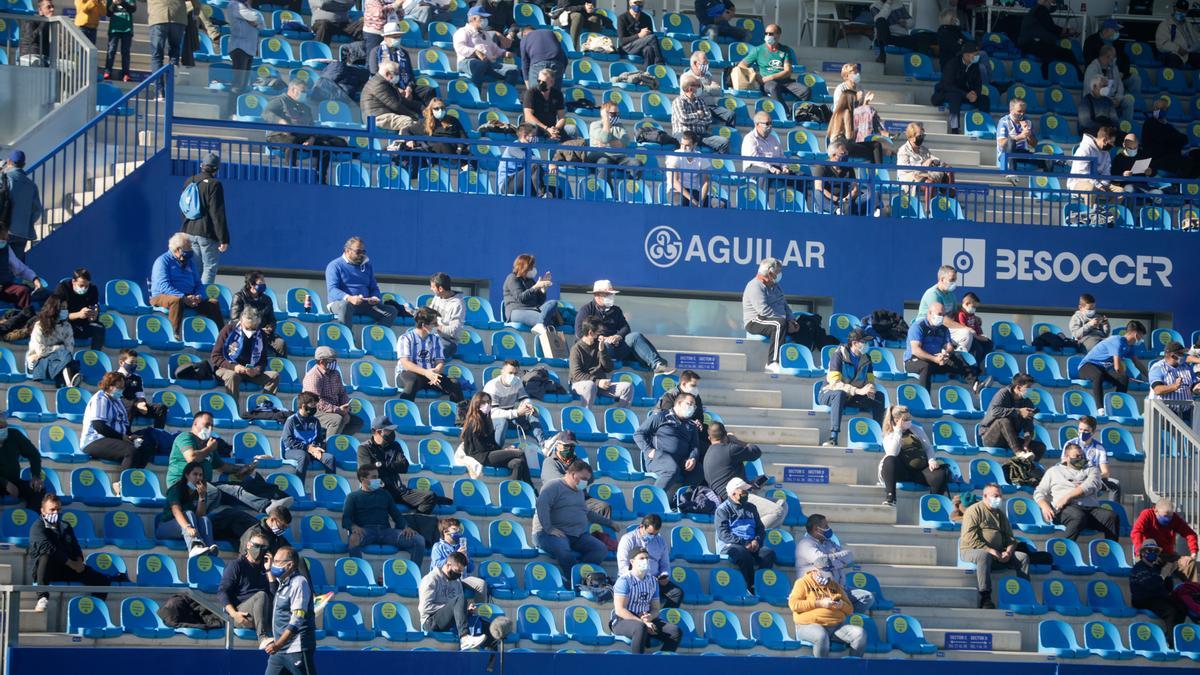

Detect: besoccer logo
[645, 226, 683, 268]
[942, 237, 986, 288]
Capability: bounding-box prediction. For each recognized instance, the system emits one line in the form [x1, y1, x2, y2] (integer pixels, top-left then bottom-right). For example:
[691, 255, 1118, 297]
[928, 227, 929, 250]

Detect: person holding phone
[788, 568, 866, 658]
[53, 268, 105, 350]
[502, 253, 561, 337]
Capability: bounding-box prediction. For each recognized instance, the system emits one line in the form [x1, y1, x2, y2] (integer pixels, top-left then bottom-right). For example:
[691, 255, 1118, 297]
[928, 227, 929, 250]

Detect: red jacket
[1131, 508, 1199, 556]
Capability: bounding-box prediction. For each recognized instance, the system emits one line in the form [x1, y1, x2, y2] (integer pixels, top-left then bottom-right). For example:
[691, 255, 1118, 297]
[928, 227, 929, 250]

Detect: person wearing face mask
[818, 330, 885, 447]
[418, 97, 473, 162]
[1078, 76, 1121, 139]
[958, 483, 1030, 609]
[361, 60, 421, 134]
[916, 265, 981, 361]
[671, 75, 731, 154]
[343, 466, 426, 562]
[830, 63, 862, 109]
[1109, 133, 1157, 194]
[979, 373, 1036, 453]
[1157, 0, 1200, 69]
[617, 0, 664, 66]
[811, 141, 867, 216]
[281, 392, 335, 482]
[879, 405, 949, 507]
[503, 253, 561, 335]
[535, 431, 614, 523]
[368, 23, 437, 105]
[263, 79, 349, 182]
[219, 533, 273, 641]
[1148, 341, 1200, 426]
[574, 280, 674, 376]
[396, 307, 465, 402]
[522, 69, 568, 141]
[452, 6, 520, 86]
[896, 121, 953, 210]
[610, 547, 683, 653]
[736, 23, 810, 104]
[149, 232, 224, 340]
[158, 460, 221, 558]
[953, 292, 993, 367]
[28, 494, 120, 612]
[483, 359, 544, 447]
[1079, 319, 1147, 418]
[995, 98, 1037, 181]
[1034, 442, 1119, 542]
[1083, 45, 1133, 125]
[616, 515, 682, 607]
[1068, 293, 1109, 352]
[80, 371, 155, 484]
[239, 506, 312, 584]
[635, 393, 702, 499]
[589, 101, 643, 181]
[1131, 498, 1199, 583]
[742, 258, 805, 374]
[557, 0, 614, 47]
[930, 42, 985, 135]
[0, 414, 44, 508]
[168, 409, 281, 516]
[534, 460, 610, 574]
[1084, 19, 1139, 99]
[570, 319, 635, 407]
[742, 111, 794, 188]
[788, 568, 865, 657]
[50, 268, 104, 351]
[1073, 414, 1120, 502]
[459, 392, 534, 484]
[497, 124, 553, 197]
[358, 417, 452, 515]
[418, 551, 489, 649]
[1017, 0, 1082, 80]
[904, 301, 982, 393]
[229, 271, 285, 356]
[685, 51, 734, 126]
[430, 517, 487, 599]
[715, 477, 776, 593]
[935, 9, 969, 71]
[26, 295, 82, 387]
[1129, 540, 1189, 643]
[300, 346, 358, 438]
[426, 272, 464, 359]
[362, 0, 402, 54]
[263, 546, 317, 671]
[1141, 96, 1200, 180]
[657, 370, 704, 423]
[325, 236, 398, 328]
[795, 514, 873, 613]
[210, 310, 279, 405]
[665, 131, 718, 207]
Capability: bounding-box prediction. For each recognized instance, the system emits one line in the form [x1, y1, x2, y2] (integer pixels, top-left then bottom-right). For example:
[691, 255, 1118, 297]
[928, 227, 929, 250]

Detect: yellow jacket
[788, 573, 854, 628]
[76, 0, 106, 28]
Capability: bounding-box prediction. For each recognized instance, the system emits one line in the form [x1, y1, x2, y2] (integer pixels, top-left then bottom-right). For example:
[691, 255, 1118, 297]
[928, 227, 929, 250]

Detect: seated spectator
[1141, 97, 1200, 179]
[520, 25, 567, 88]
[869, 0, 918, 63]
[498, 124, 551, 197]
[704, 423, 786, 528]
[210, 310, 279, 404]
[80, 371, 154, 478]
[361, 60, 421, 134]
[362, 0, 401, 54]
[533, 459, 609, 573]
[896, 122, 953, 209]
[1068, 293, 1110, 352]
[115, 349, 167, 429]
[737, 23, 809, 105]
[954, 292, 993, 366]
[503, 253, 561, 335]
[483, 359, 544, 446]
[157, 460, 221, 558]
[831, 62, 861, 107]
[904, 301, 981, 392]
[694, 0, 745, 42]
[460, 392, 533, 483]
[311, 0, 356, 44]
[617, 515, 682, 608]
[325, 236, 398, 328]
[419, 98, 472, 162]
[239, 505, 300, 564]
[1076, 414, 1121, 502]
[369, 23, 437, 112]
[996, 98, 1040, 182]
[358, 417, 452, 513]
[610, 547, 683, 653]
[219, 532, 273, 641]
[930, 41, 985, 135]
[959, 483, 1030, 609]
[431, 517, 487, 599]
[1157, 0, 1200, 69]
[935, 9, 969, 71]
[635, 393, 700, 497]
[425, 273, 464, 360]
[811, 141, 867, 216]
[344, 466, 426, 561]
[570, 318, 634, 407]
[795, 513, 873, 612]
[302, 346, 361, 439]
[1034, 442, 1119, 541]
[741, 112, 792, 176]
[1083, 46, 1133, 124]
[1084, 19, 1140, 99]
[665, 132, 718, 207]
[18, 0, 54, 67]
[281, 391, 336, 481]
[575, 280, 673, 375]
[1078, 320, 1146, 417]
[686, 51, 735, 126]
[589, 101, 642, 176]
[715, 477, 776, 592]
[1018, 0, 1082, 80]
[26, 296, 81, 387]
[149, 232, 224, 339]
[818, 329, 885, 447]
[418, 551, 487, 649]
[979, 373, 1035, 452]
[916, 264, 977, 356]
[229, 271, 285, 356]
[879, 405, 949, 506]
[0, 417, 43, 508]
[453, 6, 520, 85]
[1130, 540, 1188, 641]
[1132, 498, 1199, 583]
[672, 75, 730, 154]
[263, 80, 348, 180]
[1110, 134, 1156, 193]
[401, 0, 449, 26]
[742, 257, 805, 373]
[1004, 437, 1047, 490]
[557, 0, 612, 47]
[168, 411, 282, 517]
[29, 494, 119, 612]
[523, 69, 569, 141]
[788, 568, 866, 658]
[537, 431, 579, 483]
[1149, 341, 1199, 425]
[657, 370, 705, 430]
[397, 307, 465, 402]
[617, 0, 663, 66]
[53, 268, 104, 351]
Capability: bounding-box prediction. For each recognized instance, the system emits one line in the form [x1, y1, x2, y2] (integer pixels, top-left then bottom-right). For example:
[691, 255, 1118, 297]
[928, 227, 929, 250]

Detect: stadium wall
[33, 156, 1198, 329]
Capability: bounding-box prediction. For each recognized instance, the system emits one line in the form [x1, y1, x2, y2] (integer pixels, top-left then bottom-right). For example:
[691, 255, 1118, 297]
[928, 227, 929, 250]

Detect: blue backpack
[179, 180, 202, 220]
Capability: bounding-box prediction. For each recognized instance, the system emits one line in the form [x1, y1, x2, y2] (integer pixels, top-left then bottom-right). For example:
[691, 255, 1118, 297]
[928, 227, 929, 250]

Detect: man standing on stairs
[958, 483, 1029, 609]
[180, 152, 228, 285]
[3, 150, 42, 260]
[148, 0, 188, 73]
[930, 41, 985, 136]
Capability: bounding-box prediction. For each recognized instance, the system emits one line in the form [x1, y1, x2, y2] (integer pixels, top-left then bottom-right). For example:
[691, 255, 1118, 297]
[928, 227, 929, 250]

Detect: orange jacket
[76, 0, 106, 28]
[788, 573, 854, 628]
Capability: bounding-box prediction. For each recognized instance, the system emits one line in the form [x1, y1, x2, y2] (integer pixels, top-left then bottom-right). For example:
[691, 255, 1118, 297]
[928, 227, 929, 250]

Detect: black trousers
[904, 354, 977, 391]
[1132, 596, 1187, 646]
[980, 417, 1033, 452]
[312, 19, 354, 45]
[397, 370, 464, 402]
[880, 455, 949, 499]
[34, 557, 114, 599]
[745, 317, 803, 364]
[82, 437, 153, 471]
[610, 617, 682, 654]
[475, 449, 532, 485]
[266, 132, 348, 183]
[874, 20, 920, 55]
[1055, 503, 1119, 541]
[1077, 363, 1128, 411]
[931, 89, 990, 132]
[0, 477, 45, 509]
[124, 398, 168, 429]
[70, 320, 106, 351]
[1021, 41, 1082, 79]
[230, 47, 253, 92]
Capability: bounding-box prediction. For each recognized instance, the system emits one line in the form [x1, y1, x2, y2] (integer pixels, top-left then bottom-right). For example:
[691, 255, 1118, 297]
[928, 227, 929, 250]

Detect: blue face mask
[270, 564, 289, 577]
[254, 283, 266, 294]
[58, 310, 68, 321]
[630, 4, 641, 13]
[970, 53, 980, 64]
[1143, 551, 1159, 563]
[1157, 514, 1173, 525]
[819, 527, 833, 538]
[1175, 12, 1186, 21]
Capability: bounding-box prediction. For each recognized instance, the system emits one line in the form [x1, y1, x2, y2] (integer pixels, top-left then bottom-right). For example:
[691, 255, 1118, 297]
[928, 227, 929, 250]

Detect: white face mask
[851, 73, 861, 84]
[500, 372, 516, 386]
[774, 271, 784, 284]
[241, 327, 256, 338]
[681, 383, 698, 396]
[986, 496, 1002, 509]
[899, 420, 912, 431]
[197, 427, 213, 441]
[526, 267, 538, 280]
[678, 405, 696, 419]
[945, 281, 958, 292]
[1098, 85, 1112, 97]
[929, 314, 945, 327]
[479, 403, 491, 415]
[575, 478, 589, 491]
[600, 296, 615, 308]
[633, 558, 650, 574]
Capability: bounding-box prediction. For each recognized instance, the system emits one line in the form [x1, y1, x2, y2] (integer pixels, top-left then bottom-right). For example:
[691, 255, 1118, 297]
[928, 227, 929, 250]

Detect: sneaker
[821, 439, 837, 447]
[188, 542, 218, 558]
[122, 74, 131, 82]
[1005, 175, 1021, 186]
[68, 371, 83, 388]
[34, 597, 48, 612]
[103, 71, 111, 80]
[530, 323, 547, 337]
[764, 362, 783, 375]
[1096, 407, 1106, 418]
[653, 362, 676, 375]
[882, 496, 896, 507]
[267, 497, 294, 512]
[460, 633, 488, 651]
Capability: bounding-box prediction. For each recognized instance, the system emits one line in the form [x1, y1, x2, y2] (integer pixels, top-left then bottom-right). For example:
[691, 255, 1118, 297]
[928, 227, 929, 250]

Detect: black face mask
[301, 407, 316, 417]
[380, 431, 396, 445]
[538, 81, 550, 92]
[736, 493, 749, 505]
[913, 135, 925, 146]
[445, 569, 463, 581]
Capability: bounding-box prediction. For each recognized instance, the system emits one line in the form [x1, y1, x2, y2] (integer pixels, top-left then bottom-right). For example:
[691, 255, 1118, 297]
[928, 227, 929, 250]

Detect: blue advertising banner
[675, 353, 720, 370]
[943, 632, 994, 651]
[783, 466, 830, 484]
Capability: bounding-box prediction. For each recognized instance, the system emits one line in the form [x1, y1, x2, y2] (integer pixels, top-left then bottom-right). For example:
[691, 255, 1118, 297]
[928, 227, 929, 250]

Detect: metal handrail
[0, 13, 95, 108]
[1142, 398, 1200, 528]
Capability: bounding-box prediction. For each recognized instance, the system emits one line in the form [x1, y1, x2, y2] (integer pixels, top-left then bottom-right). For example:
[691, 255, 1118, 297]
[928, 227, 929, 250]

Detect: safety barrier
[1143, 398, 1200, 528]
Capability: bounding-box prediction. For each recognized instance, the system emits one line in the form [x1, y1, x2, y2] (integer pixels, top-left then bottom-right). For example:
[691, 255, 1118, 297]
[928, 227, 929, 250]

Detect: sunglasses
[765, 31, 779, 36]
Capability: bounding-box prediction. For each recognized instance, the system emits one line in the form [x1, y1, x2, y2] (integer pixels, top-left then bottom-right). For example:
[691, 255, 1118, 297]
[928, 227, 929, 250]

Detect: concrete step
[0, 562, 12, 584]
[843, 542, 937, 566]
[659, 349, 747, 373]
[800, 501, 896, 525]
[925, 627, 1024, 652]
[884, 583, 977, 609]
[857, 563, 975, 588]
[727, 423, 821, 447]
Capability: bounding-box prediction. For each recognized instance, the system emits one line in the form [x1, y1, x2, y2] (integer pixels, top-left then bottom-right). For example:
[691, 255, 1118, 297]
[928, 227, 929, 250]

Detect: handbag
[538, 326, 569, 360]
[897, 434, 928, 471]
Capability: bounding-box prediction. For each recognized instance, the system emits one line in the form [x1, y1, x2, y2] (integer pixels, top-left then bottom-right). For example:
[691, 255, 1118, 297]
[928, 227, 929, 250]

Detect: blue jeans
[526, 59, 562, 89]
[491, 412, 544, 446]
[283, 447, 336, 481]
[265, 650, 317, 675]
[457, 57, 520, 85]
[604, 331, 664, 369]
[155, 511, 214, 550]
[817, 389, 885, 442]
[149, 23, 184, 71]
[328, 299, 397, 327]
[189, 234, 220, 285]
[508, 300, 558, 328]
[848, 588, 875, 613]
[536, 531, 607, 574]
[348, 525, 426, 563]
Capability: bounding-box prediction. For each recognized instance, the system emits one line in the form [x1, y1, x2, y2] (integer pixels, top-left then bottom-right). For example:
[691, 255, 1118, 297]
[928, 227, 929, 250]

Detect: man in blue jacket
[149, 232, 225, 339]
[634, 393, 700, 500]
[325, 236, 398, 328]
[715, 477, 775, 592]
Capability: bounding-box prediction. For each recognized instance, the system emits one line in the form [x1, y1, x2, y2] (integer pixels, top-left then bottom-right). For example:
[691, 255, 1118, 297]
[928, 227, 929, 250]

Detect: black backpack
[793, 103, 832, 126]
[1031, 331, 1080, 353]
[521, 364, 565, 400]
[577, 571, 614, 603]
[863, 309, 909, 342]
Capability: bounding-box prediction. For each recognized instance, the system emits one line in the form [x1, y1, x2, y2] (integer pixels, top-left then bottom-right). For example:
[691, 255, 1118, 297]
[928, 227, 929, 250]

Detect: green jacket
[107, 0, 136, 34]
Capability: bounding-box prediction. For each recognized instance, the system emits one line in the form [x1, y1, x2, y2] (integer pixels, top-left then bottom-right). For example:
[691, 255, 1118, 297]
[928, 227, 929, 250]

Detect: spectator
[210, 310, 279, 404]
[954, 292, 993, 366]
[1131, 497, 1199, 583]
[705, 423, 786, 528]
[686, 51, 735, 126]
[0, 227, 37, 310]
[819, 329, 885, 447]
[239, 505, 300, 564]
[369, 23, 437, 112]
[116, 349, 168, 428]
[219, 532, 273, 641]
[1130, 540, 1189, 642]
[166, 410, 278, 515]
[52, 268, 104, 351]
[959, 483, 1030, 608]
[672, 75, 730, 154]
[148, 0, 187, 71]
[503, 253, 561, 335]
[558, 0, 612, 46]
[795, 513, 873, 612]
[737, 24, 809, 105]
[716, 477, 775, 592]
[1142, 97, 1200, 179]
[533, 459, 609, 573]
[229, 271, 285, 356]
[742, 257, 804, 373]
[2, 150, 42, 258]
[262, 546, 316, 671]
[1078, 320, 1146, 417]
[931, 41, 985, 135]
[426, 272, 463, 359]
[0, 417, 43, 508]
[1083, 46, 1133, 125]
[302, 346, 360, 439]
[430, 517, 486, 598]
[979, 373, 1036, 452]
[453, 6, 520, 85]
[520, 26, 566, 89]
[149, 232, 224, 339]
[397, 307, 464, 402]
[18, 0, 54, 67]
[656, 369, 705, 428]
[325, 236, 398, 328]
[1069, 125, 1120, 217]
[263, 80, 348, 180]
[916, 265, 976, 355]
[570, 318, 634, 407]
[311, 0, 355, 43]
[80, 371, 153, 477]
[995, 98, 1037, 181]
[1111, 134, 1156, 193]
[358, 417, 452, 513]
[223, 0, 259, 93]
[362, 0, 401, 54]
[610, 547, 683, 653]
[665, 132, 718, 208]
[879, 405, 949, 506]
[460, 392, 533, 483]
[1084, 19, 1140, 99]
[869, 0, 917, 64]
[635, 393, 700, 497]
[157, 460, 221, 558]
[523, 69, 569, 140]
[575, 280, 673, 375]
[1018, 0, 1082, 80]
[851, 90, 896, 161]
[896, 122, 953, 209]
[1148, 341, 1199, 425]
[1034, 442, 1119, 541]
[483, 359, 544, 446]
[788, 568, 866, 658]
[281, 391, 335, 480]
[831, 62, 861, 107]
[1075, 414, 1121, 501]
[617, 515, 682, 607]
[1157, 0, 1200, 69]
[419, 98, 472, 161]
[812, 141, 867, 216]
[1068, 293, 1110, 352]
[361, 61, 421, 134]
[498, 124, 551, 197]
[418, 551, 487, 648]
[617, 0, 663, 66]
[29, 494, 118, 612]
[589, 101, 642, 179]
[935, 9, 968, 71]
[904, 301, 981, 392]
[401, 0, 449, 26]
[26, 296, 81, 387]
[694, 0, 744, 42]
[741, 112, 792, 177]
[344, 466, 426, 561]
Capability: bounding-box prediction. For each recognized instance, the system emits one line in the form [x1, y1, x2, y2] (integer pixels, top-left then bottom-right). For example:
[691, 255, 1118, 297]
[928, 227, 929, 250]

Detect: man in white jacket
[427, 272, 464, 359]
[1067, 126, 1120, 223]
[1157, 0, 1200, 69]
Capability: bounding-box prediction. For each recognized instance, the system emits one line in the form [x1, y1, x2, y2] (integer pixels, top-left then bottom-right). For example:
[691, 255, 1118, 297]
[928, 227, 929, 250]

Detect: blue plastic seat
[778, 343, 822, 377]
[968, 457, 1018, 493]
[198, 392, 249, 429]
[72, 468, 120, 506]
[300, 514, 346, 553]
[1087, 579, 1137, 617]
[670, 525, 720, 563]
[372, 601, 423, 642]
[38, 423, 86, 463]
[490, 330, 535, 366]
[1099, 426, 1141, 461]
[990, 321, 1033, 354]
[658, 607, 708, 648]
[312, 473, 351, 510]
[479, 559, 525, 599]
[1062, 390, 1101, 422]
[704, 609, 756, 649]
[489, 518, 537, 558]
[1040, 578, 1089, 616]
[886, 614, 936, 654]
[1025, 354, 1071, 388]
[0, 507, 36, 544]
[984, 351, 1020, 385]
[902, 51, 937, 80]
[152, 389, 192, 427]
[1007, 496, 1059, 533]
[846, 417, 884, 451]
[317, 322, 364, 358]
[596, 444, 643, 481]
[1174, 624, 1200, 660]
[371, 556, 419, 597]
[928, 195, 965, 220]
[347, 360, 395, 397]
[427, 400, 461, 436]
[1026, 387, 1066, 423]
[896, 383, 941, 418]
[664, 564, 710, 604]
[120, 597, 176, 639]
[321, 599, 375, 641]
[72, 348, 110, 384]
[563, 604, 615, 646]
[762, 528, 796, 566]
[631, 485, 679, 522]
[964, 110, 997, 139]
[1083, 539, 1130, 578]
[1081, 619, 1135, 659]
[517, 603, 567, 644]
[753, 568, 791, 606]
[60, 510, 102, 548]
[709, 567, 756, 606]
[996, 575, 1047, 614]
[8, 384, 53, 422]
[453, 478, 500, 516]
[1128, 621, 1181, 661]
[415, 438, 460, 475]
[136, 552, 185, 587]
[587, 482, 631, 520]
[266, 472, 315, 511]
[104, 278, 151, 315]
[918, 494, 959, 531]
[67, 596, 122, 639]
[748, 610, 801, 650]
[524, 561, 573, 601]
[930, 420, 976, 456]
[1039, 619, 1089, 657]
[186, 552, 225, 593]
[120, 469, 166, 508]
[259, 36, 299, 66]
[845, 571, 894, 609]
[105, 509, 153, 549]
[385, 399, 432, 435]
[335, 557, 385, 597]
[1103, 392, 1142, 426]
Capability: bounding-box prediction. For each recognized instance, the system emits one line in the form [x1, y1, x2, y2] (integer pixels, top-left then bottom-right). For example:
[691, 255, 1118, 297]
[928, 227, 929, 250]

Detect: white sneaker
[460, 633, 488, 650]
[188, 543, 218, 558]
[1097, 407, 1106, 418]
[530, 324, 547, 337]
[34, 597, 48, 612]
[821, 440, 836, 447]
[764, 362, 783, 375]
[68, 372, 83, 388]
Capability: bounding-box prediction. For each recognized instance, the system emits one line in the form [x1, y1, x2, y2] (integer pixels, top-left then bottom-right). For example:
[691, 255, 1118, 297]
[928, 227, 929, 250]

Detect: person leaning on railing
[18, 0, 55, 67]
[1147, 341, 1199, 426]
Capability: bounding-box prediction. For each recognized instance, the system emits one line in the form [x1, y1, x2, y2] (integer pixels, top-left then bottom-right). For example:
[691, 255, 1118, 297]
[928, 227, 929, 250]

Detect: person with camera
[281, 391, 335, 481]
[1068, 293, 1109, 352]
[503, 253, 561, 336]
[996, 98, 1037, 183]
[979, 374, 1036, 452]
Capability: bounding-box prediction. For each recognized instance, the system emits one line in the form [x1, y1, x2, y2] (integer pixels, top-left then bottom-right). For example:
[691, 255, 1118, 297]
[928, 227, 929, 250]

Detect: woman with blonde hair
[895, 121, 953, 209]
[826, 90, 882, 164]
[419, 97, 470, 161]
[879, 405, 949, 506]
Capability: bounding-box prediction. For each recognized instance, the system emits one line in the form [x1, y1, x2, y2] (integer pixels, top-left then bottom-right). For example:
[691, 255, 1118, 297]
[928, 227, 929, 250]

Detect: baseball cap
[726, 477, 754, 493]
[556, 430, 577, 445]
[371, 417, 397, 432]
[1164, 341, 1186, 356]
[468, 5, 490, 17]
[8, 150, 26, 166]
[1101, 18, 1122, 30]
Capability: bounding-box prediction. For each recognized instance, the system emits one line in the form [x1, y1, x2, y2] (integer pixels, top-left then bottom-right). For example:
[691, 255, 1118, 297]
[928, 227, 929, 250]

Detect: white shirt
[666, 153, 712, 191]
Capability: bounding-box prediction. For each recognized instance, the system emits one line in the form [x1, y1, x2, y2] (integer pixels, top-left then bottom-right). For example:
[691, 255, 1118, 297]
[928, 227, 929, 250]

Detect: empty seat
[1038, 619, 1089, 658]
[1083, 620, 1135, 659]
[1128, 621, 1181, 661]
[704, 609, 755, 649]
[670, 525, 719, 563]
[996, 576, 1046, 614]
[1086, 579, 1136, 617]
[516, 603, 567, 644]
[524, 561, 573, 601]
[1040, 578, 1090, 616]
[334, 557, 385, 597]
[479, 559, 525, 599]
[489, 518, 537, 558]
[67, 596, 122, 639]
[938, 385, 982, 419]
[918, 494, 958, 531]
[563, 604, 615, 646]
[885, 614, 936, 654]
[709, 567, 755, 605]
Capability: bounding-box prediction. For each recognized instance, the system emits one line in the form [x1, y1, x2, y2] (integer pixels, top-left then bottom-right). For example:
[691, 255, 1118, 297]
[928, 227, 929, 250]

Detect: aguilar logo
[645, 226, 826, 269]
[645, 226, 684, 268]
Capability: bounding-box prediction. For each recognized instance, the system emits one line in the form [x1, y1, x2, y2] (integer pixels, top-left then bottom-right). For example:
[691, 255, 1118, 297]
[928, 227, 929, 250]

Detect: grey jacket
[311, 0, 354, 24]
[741, 276, 789, 325]
[2, 167, 42, 241]
[417, 567, 463, 626]
[1034, 462, 1104, 510]
[147, 0, 187, 26]
[1068, 310, 1109, 344]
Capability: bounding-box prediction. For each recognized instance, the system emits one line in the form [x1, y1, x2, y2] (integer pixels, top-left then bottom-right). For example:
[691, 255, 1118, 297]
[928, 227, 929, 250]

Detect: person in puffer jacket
[787, 568, 866, 657]
[1129, 540, 1187, 645]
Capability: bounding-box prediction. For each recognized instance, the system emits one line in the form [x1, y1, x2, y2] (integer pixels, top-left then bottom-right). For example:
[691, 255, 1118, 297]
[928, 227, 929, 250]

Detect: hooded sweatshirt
[788, 573, 853, 627]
